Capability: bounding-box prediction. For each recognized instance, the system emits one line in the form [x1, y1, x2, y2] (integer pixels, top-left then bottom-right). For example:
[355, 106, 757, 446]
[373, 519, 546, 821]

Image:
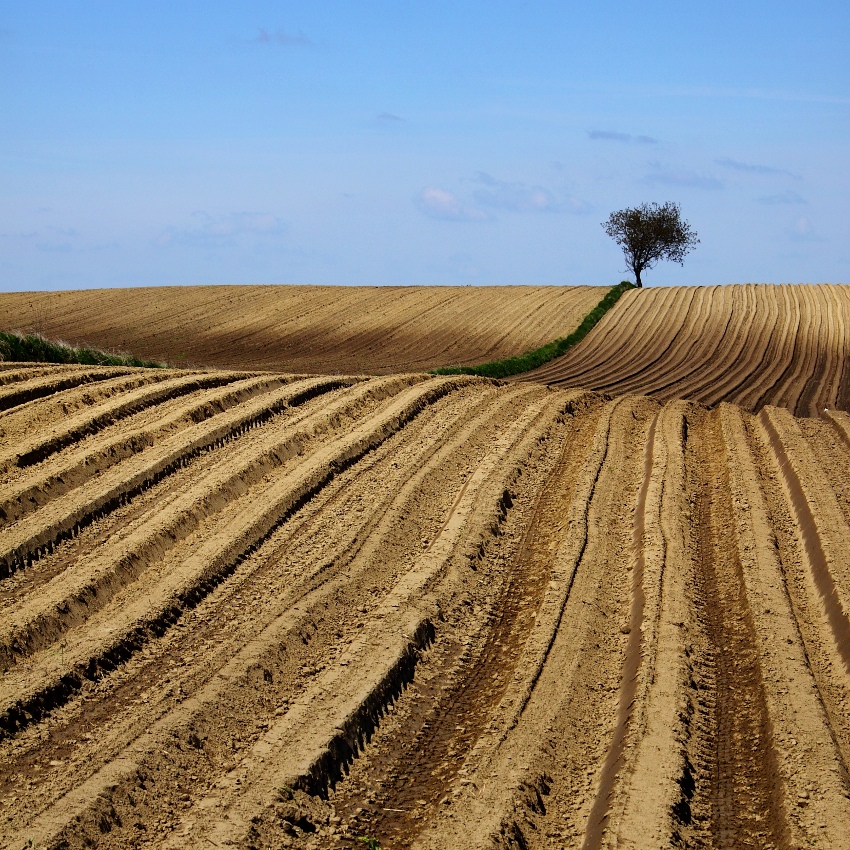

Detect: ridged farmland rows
[730, 286, 797, 414]
[0, 369, 191, 446]
[0, 285, 604, 374]
[674, 285, 773, 407]
[158, 389, 565, 850]
[0, 370, 248, 474]
[519, 284, 850, 416]
[791, 285, 846, 417]
[0, 376, 442, 712]
[0, 366, 139, 413]
[0, 372, 297, 517]
[414, 396, 662, 848]
[752, 408, 850, 755]
[0, 374, 353, 577]
[717, 405, 850, 844]
[322, 390, 608, 846]
[685, 407, 789, 847]
[5, 357, 850, 849]
[522, 287, 679, 388]
[590, 286, 710, 397]
[0, 379, 565, 847]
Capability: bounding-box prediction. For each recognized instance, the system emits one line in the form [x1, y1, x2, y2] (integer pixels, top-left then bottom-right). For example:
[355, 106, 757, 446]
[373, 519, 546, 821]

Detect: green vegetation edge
[0, 330, 165, 369]
[431, 280, 636, 379]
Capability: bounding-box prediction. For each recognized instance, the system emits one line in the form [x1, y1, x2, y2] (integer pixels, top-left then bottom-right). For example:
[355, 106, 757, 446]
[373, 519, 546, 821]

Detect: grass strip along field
[431, 281, 634, 379]
[0, 330, 164, 369]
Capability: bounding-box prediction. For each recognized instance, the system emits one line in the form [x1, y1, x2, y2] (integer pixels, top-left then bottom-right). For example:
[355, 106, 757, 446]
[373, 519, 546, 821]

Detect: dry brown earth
[2, 364, 850, 849]
[517, 283, 850, 416]
[0, 285, 603, 374]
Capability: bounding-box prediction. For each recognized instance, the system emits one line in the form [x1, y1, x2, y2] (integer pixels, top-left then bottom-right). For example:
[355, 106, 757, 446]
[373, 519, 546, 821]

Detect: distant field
[518, 283, 850, 417]
[0, 284, 605, 375]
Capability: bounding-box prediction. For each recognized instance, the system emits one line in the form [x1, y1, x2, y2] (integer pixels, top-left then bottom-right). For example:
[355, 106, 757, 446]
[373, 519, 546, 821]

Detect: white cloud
[645, 162, 723, 190]
[156, 211, 285, 247]
[588, 130, 658, 145]
[255, 28, 313, 47]
[415, 188, 492, 222]
[715, 157, 797, 178]
[473, 172, 591, 214]
[473, 172, 556, 212]
[758, 190, 806, 205]
[787, 215, 822, 242]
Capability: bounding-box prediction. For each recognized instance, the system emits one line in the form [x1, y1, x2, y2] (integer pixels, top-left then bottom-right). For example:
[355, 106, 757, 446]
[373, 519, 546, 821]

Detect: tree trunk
[634, 267, 643, 287]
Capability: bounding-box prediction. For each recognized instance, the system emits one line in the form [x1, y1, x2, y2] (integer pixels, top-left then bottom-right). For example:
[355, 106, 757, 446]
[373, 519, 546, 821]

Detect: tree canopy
[602, 202, 699, 287]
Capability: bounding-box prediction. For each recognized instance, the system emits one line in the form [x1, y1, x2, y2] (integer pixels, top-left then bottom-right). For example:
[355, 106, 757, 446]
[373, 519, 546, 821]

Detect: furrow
[717, 403, 850, 844]
[328, 390, 605, 847]
[685, 407, 790, 848]
[591, 402, 698, 848]
[0, 379, 506, 843]
[159, 387, 561, 849]
[0, 372, 294, 520]
[0, 370, 247, 474]
[5, 383, 554, 849]
[0, 366, 133, 412]
[0, 375, 354, 578]
[0, 369, 187, 446]
[0, 376, 464, 742]
[415, 397, 656, 849]
[757, 407, 850, 678]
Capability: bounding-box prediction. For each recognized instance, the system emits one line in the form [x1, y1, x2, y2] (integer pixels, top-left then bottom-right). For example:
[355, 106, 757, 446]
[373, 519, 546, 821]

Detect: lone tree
[602, 201, 699, 287]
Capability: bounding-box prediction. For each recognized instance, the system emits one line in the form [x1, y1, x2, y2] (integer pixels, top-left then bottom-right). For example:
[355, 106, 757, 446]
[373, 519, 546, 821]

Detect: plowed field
[3, 364, 850, 849]
[518, 283, 850, 417]
[0, 285, 603, 375]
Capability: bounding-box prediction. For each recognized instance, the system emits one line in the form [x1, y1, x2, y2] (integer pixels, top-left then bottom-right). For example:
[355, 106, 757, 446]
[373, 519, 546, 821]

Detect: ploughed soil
[2, 364, 850, 848]
[517, 283, 850, 417]
[0, 284, 603, 375]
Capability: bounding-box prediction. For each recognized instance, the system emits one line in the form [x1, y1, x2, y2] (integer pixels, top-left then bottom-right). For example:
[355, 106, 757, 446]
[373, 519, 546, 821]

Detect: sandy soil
[517, 283, 850, 416]
[2, 364, 850, 849]
[0, 285, 603, 375]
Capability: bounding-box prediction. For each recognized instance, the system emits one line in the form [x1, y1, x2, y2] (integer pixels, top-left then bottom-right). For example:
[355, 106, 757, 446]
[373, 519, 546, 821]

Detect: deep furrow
[160, 388, 561, 849]
[0, 370, 247, 473]
[0, 377, 463, 744]
[332, 391, 604, 847]
[0, 381, 515, 843]
[0, 366, 133, 412]
[687, 407, 789, 848]
[0, 372, 294, 519]
[0, 375, 355, 578]
[2, 383, 552, 848]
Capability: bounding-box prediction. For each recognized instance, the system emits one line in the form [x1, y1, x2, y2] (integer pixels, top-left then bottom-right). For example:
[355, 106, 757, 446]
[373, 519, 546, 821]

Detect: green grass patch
[0, 330, 165, 368]
[431, 280, 635, 379]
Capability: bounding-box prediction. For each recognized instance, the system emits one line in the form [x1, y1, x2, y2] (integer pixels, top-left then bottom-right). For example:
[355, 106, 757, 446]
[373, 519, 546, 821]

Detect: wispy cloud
[415, 188, 492, 222]
[473, 172, 558, 213]
[588, 130, 658, 145]
[0, 226, 78, 253]
[645, 162, 723, 190]
[715, 157, 798, 178]
[376, 112, 404, 123]
[787, 216, 822, 242]
[472, 172, 591, 214]
[758, 189, 806, 205]
[254, 28, 313, 47]
[156, 211, 285, 247]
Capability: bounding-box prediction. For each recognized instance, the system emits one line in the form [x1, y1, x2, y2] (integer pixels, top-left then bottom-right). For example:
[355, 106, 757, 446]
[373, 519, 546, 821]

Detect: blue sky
[1, 1, 847, 291]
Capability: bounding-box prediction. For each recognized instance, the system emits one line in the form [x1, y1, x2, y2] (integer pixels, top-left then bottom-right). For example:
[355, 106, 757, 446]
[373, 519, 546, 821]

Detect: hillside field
[1, 363, 850, 849]
[519, 283, 850, 417]
[0, 285, 603, 375]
